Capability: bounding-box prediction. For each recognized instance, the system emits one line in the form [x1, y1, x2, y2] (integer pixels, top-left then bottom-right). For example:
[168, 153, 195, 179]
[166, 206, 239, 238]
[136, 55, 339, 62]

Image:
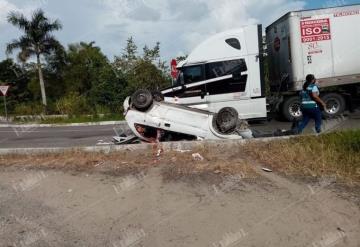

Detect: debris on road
[175, 149, 192, 153]
[192, 153, 204, 161]
[94, 162, 104, 167]
[262, 167, 273, 172]
[113, 135, 139, 145]
[156, 148, 163, 157]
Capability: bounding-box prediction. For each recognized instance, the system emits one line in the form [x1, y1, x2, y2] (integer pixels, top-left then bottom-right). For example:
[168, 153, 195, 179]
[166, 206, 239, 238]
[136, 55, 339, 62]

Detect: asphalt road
[0, 116, 359, 148]
[0, 123, 129, 148]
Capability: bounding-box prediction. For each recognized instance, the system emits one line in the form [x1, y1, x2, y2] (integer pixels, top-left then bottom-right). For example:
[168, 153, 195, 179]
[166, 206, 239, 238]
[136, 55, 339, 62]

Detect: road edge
[0, 135, 293, 155]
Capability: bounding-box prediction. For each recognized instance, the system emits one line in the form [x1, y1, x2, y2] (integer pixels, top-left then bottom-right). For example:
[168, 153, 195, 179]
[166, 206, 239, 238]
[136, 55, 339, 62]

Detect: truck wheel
[322, 93, 346, 118]
[131, 89, 153, 111]
[215, 107, 238, 134]
[282, 96, 302, 121]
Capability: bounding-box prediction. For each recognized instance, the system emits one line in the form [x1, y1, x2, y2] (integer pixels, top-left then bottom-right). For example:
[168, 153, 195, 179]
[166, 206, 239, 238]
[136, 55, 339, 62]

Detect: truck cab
[161, 25, 267, 120]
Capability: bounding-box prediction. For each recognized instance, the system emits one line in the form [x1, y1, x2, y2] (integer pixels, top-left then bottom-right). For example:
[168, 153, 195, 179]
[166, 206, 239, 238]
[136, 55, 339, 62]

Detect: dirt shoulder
[0, 144, 359, 247]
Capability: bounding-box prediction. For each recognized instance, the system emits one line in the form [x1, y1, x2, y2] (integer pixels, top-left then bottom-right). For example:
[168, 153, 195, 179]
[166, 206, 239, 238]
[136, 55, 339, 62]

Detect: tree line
[0, 9, 171, 116]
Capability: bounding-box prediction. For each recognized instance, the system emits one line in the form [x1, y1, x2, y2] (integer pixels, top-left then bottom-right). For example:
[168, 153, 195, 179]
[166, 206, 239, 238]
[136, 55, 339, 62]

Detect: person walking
[297, 74, 326, 134]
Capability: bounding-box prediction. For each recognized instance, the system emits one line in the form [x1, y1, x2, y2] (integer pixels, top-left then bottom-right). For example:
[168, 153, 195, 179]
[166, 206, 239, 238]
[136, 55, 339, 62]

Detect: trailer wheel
[131, 89, 153, 111]
[282, 96, 302, 121]
[322, 93, 345, 118]
[215, 107, 238, 134]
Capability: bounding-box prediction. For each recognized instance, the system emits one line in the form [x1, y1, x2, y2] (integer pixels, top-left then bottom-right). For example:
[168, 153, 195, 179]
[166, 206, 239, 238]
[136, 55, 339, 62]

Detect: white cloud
[98, 0, 306, 59]
[0, 0, 20, 25]
[0, 0, 307, 61]
[0, 0, 47, 26]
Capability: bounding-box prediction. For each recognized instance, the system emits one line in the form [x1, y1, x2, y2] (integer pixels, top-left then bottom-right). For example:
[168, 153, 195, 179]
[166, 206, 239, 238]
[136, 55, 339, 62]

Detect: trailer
[267, 4, 360, 120]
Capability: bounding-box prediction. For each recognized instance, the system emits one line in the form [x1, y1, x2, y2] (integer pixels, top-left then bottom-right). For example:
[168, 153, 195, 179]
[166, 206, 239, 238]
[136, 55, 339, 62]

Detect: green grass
[10, 114, 124, 124]
[244, 129, 360, 182]
[39, 114, 124, 124]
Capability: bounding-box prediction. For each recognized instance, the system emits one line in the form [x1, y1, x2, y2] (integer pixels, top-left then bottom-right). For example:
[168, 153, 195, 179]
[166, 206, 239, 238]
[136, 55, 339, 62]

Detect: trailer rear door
[331, 9, 360, 76]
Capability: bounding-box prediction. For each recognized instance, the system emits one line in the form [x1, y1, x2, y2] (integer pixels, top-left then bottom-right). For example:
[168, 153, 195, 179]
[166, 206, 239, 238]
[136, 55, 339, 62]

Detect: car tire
[131, 89, 153, 111]
[322, 93, 346, 118]
[281, 96, 302, 121]
[215, 107, 238, 134]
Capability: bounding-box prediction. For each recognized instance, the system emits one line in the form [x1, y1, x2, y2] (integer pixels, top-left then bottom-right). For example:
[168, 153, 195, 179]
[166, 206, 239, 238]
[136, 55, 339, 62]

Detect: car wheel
[322, 93, 346, 118]
[215, 107, 238, 134]
[281, 96, 302, 121]
[131, 89, 153, 111]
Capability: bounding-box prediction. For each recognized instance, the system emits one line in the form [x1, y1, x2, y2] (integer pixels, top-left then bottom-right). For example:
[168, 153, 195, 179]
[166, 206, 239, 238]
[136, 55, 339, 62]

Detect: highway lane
[0, 117, 359, 148]
[0, 123, 129, 148]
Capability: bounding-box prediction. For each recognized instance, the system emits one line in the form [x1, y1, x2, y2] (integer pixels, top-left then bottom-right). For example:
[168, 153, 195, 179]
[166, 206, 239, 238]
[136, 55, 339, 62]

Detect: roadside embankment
[1, 129, 359, 183]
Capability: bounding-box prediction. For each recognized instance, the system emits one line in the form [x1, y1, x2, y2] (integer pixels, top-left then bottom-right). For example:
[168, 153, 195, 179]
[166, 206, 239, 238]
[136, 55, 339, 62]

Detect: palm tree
[6, 9, 62, 107]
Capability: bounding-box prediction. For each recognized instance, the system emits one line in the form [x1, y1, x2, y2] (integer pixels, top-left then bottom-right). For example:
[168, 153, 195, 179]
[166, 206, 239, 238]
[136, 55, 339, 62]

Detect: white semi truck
[161, 4, 360, 121]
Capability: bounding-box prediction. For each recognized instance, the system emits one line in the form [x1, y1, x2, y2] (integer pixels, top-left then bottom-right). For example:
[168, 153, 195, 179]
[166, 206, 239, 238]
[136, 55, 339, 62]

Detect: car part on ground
[112, 135, 140, 145]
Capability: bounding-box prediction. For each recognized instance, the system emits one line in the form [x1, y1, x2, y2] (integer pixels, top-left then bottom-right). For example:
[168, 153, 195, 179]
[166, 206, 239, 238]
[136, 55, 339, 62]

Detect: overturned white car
[123, 89, 254, 143]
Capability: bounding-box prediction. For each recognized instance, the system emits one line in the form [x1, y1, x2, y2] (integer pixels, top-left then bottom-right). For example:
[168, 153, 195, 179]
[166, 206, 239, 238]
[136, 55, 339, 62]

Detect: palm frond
[6, 39, 22, 55]
[40, 34, 62, 54]
[32, 9, 47, 27]
[40, 19, 62, 33]
[17, 48, 35, 63]
[7, 11, 30, 31]
[6, 36, 35, 57]
[19, 36, 35, 50]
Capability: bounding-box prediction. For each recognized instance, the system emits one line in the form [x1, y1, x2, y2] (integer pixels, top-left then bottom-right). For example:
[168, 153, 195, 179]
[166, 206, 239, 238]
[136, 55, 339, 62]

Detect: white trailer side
[266, 4, 360, 120]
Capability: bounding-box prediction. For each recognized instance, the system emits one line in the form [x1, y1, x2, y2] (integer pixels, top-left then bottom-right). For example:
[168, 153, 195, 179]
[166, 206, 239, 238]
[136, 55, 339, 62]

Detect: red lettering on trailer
[334, 10, 359, 17]
[308, 50, 323, 55]
[300, 18, 331, 43]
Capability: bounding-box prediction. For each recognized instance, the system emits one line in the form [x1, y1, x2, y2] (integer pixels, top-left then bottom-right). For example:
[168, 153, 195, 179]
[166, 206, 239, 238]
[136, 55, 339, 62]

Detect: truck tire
[215, 107, 238, 134]
[131, 89, 153, 111]
[281, 96, 302, 121]
[322, 93, 346, 118]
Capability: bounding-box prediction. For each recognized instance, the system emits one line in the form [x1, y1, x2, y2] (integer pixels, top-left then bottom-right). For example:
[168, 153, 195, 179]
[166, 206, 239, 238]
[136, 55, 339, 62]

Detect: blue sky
[307, 0, 359, 9]
[0, 0, 359, 62]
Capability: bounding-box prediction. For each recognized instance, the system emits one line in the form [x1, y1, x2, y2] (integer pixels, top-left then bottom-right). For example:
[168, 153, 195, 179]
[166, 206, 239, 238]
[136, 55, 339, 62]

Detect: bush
[94, 104, 111, 115]
[13, 102, 44, 115]
[55, 92, 89, 116]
